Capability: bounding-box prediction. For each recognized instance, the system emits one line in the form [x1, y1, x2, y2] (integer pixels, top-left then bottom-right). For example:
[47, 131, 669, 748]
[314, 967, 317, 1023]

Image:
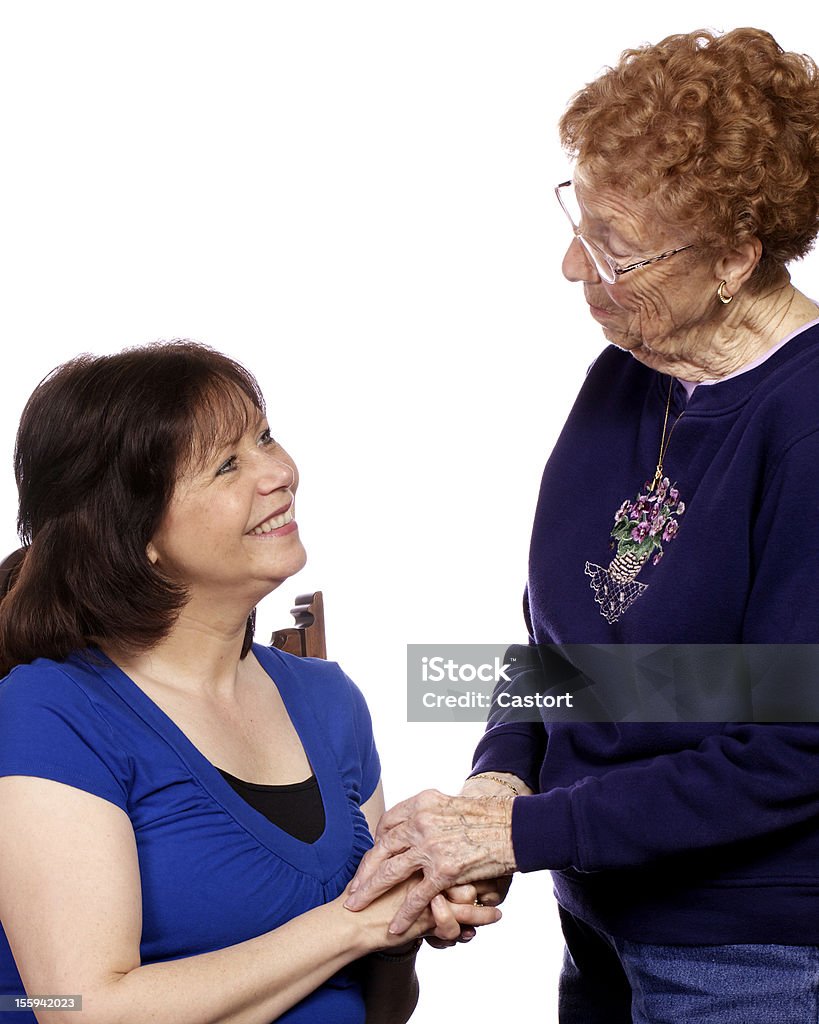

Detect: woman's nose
[562, 236, 601, 284]
[256, 451, 297, 493]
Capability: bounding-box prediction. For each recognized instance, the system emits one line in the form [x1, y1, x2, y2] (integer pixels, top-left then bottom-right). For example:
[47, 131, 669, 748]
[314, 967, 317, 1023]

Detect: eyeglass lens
[558, 182, 617, 283]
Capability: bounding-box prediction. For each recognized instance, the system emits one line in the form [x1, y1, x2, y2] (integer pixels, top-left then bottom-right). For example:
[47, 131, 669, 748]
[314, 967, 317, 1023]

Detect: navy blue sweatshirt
[473, 321, 819, 943]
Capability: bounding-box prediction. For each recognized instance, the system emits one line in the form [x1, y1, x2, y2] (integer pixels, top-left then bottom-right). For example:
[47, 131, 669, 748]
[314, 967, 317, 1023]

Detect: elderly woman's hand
[344, 789, 517, 935]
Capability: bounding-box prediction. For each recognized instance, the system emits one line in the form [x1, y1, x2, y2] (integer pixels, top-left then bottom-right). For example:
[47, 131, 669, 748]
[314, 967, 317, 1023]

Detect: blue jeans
[558, 906, 819, 1024]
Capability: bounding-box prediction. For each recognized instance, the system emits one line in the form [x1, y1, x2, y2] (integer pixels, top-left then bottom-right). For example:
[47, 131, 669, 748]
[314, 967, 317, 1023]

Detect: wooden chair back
[270, 592, 326, 659]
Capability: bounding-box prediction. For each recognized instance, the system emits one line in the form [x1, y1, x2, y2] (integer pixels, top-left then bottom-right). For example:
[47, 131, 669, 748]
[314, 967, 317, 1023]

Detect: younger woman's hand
[340, 873, 500, 954]
[424, 882, 508, 949]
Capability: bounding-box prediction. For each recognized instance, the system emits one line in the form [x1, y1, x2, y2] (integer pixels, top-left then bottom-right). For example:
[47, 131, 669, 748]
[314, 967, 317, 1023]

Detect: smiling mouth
[248, 504, 295, 536]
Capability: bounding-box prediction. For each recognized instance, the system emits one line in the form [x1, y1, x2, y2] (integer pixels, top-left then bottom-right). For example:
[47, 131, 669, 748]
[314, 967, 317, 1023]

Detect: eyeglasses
[555, 180, 694, 285]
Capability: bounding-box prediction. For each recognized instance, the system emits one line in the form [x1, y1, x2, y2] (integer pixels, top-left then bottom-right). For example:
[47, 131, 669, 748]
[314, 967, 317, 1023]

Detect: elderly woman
[346, 27, 819, 1023]
[0, 342, 498, 1024]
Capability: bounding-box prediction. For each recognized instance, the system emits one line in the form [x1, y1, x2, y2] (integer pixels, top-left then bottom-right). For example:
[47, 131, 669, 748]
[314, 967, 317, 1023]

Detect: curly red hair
[559, 28, 819, 291]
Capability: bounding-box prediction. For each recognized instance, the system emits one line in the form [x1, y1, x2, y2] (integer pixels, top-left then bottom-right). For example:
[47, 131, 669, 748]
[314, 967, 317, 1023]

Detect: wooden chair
[270, 592, 326, 659]
[1, 546, 326, 660]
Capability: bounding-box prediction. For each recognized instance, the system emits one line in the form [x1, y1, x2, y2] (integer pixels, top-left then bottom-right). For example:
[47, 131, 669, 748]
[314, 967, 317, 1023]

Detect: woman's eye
[258, 428, 277, 448]
[216, 455, 237, 476]
[608, 238, 639, 261]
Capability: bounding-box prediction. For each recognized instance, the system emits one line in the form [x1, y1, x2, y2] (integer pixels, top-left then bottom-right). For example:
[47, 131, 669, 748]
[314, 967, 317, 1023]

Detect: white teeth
[250, 507, 294, 535]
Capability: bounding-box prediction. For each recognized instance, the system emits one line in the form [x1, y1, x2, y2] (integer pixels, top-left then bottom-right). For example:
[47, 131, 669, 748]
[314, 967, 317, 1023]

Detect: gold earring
[717, 280, 733, 305]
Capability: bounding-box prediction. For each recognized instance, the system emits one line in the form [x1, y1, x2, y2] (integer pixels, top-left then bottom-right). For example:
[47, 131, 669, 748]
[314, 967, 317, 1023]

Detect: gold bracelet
[473, 774, 519, 796]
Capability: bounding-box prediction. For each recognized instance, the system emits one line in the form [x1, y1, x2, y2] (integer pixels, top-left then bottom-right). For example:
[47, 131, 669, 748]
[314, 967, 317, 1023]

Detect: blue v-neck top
[0, 644, 380, 1023]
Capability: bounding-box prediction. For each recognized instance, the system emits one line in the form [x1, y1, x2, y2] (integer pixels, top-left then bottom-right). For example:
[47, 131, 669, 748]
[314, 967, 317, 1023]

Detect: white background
[1, 3, 816, 1020]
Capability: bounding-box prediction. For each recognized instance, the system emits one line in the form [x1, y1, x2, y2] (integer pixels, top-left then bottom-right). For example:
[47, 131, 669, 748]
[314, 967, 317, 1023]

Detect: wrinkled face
[147, 406, 306, 605]
[562, 179, 723, 373]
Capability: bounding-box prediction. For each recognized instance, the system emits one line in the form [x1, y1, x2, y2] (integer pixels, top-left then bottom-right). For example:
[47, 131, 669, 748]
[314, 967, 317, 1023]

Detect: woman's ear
[146, 541, 159, 565]
[715, 238, 763, 295]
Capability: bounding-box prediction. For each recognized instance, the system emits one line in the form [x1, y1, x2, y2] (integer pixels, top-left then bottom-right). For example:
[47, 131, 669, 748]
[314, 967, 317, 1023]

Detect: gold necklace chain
[650, 381, 684, 492]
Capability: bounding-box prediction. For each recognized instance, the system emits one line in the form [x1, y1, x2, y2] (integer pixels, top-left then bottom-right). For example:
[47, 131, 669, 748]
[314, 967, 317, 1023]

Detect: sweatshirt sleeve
[469, 587, 551, 790]
[470, 643, 550, 790]
[471, 721, 547, 792]
[512, 722, 819, 873]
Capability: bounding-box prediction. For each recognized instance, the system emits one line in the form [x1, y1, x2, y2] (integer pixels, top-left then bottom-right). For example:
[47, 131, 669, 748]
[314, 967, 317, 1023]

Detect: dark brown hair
[559, 28, 819, 291]
[0, 340, 264, 676]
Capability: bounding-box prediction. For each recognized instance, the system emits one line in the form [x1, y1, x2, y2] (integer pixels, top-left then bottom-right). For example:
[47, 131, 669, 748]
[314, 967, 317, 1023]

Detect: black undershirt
[217, 769, 326, 844]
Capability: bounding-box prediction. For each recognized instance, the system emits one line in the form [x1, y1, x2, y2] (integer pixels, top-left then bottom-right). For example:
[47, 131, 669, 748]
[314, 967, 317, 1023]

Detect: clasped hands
[346, 784, 519, 946]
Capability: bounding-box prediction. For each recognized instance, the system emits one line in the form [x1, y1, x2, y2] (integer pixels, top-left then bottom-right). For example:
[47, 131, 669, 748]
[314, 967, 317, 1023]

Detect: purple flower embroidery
[609, 479, 686, 565]
[593, 478, 688, 623]
[631, 522, 650, 543]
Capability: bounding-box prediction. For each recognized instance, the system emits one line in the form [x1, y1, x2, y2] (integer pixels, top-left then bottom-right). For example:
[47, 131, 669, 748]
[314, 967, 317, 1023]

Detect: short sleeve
[340, 670, 381, 803]
[0, 661, 131, 811]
